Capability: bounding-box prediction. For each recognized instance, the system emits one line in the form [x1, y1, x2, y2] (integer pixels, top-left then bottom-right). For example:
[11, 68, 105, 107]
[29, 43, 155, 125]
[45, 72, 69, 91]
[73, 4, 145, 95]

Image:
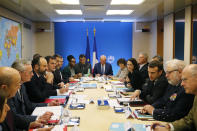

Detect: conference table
[65, 81, 165, 131]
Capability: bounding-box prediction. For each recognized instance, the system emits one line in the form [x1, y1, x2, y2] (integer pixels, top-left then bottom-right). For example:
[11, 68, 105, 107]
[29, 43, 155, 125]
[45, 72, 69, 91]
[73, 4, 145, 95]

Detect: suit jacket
[152, 84, 194, 122]
[75, 62, 92, 75]
[140, 74, 168, 104]
[25, 73, 57, 103]
[0, 122, 11, 131]
[93, 62, 113, 76]
[7, 84, 47, 130]
[1, 110, 15, 131]
[172, 96, 197, 131]
[53, 69, 68, 85]
[127, 70, 144, 90]
[62, 65, 77, 81]
[139, 63, 149, 82]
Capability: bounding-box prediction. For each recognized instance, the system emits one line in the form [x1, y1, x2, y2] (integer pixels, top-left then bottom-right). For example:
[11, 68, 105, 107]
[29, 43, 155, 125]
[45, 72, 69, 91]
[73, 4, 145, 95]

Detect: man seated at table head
[25, 56, 68, 103]
[141, 59, 194, 122]
[53, 54, 69, 84]
[138, 52, 149, 82]
[75, 54, 92, 78]
[130, 60, 168, 104]
[62, 55, 78, 82]
[93, 55, 113, 77]
[8, 59, 56, 130]
[151, 64, 197, 131]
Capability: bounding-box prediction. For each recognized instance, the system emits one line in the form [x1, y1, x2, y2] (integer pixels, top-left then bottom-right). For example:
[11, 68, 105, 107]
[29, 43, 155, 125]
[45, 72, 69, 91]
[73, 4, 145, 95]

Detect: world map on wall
[0, 17, 21, 67]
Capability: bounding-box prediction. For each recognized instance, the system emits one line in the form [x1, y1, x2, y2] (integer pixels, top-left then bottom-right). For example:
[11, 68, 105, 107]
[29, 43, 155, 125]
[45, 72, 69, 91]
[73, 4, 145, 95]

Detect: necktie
[101, 65, 104, 75]
[59, 71, 63, 81]
[6, 111, 14, 131]
[18, 90, 26, 115]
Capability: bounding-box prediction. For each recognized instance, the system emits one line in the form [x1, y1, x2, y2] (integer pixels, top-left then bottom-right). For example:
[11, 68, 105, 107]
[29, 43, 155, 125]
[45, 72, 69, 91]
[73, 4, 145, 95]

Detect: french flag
[92, 28, 98, 69]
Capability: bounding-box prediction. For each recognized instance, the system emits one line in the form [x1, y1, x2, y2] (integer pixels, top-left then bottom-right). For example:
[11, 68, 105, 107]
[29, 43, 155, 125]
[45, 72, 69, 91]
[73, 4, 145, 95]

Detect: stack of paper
[29, 125, 67, 131]
[108, 99, 121, 107]
[67, 95, 88, 105]
[51, 125, 67, 131]
[117, 98, 131, 105]
[32, 106, 63, 121]
[110, 81, 124, 85]
[79, 83, 97, 89]
[80, 77, 94, 82]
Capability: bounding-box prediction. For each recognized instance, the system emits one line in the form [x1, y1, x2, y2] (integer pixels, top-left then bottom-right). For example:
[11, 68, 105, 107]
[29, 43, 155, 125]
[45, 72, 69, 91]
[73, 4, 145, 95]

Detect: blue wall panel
[193, 22, 197, 63]
[175, 22, 184, 60]
[55, 22, 133, 74]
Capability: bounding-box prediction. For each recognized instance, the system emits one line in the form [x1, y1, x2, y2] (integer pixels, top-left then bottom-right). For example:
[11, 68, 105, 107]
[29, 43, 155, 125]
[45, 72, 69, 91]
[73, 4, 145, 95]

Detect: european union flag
[85, 29, 90, 63]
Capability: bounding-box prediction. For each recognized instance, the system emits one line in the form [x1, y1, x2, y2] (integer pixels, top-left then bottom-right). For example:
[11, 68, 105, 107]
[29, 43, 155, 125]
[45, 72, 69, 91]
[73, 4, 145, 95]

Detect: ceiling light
[56, 10, 82, 15]
[120, 20, 135, 22]
[111, 0, 145, 5]
[48, 0, 79, 5]
[106, 10, 134, 15]
[60, 0, 79, 5]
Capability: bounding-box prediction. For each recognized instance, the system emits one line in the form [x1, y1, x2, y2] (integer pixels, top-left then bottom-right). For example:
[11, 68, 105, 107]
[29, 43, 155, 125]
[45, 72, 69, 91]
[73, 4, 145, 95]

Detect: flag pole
[94, 27, 96, 36]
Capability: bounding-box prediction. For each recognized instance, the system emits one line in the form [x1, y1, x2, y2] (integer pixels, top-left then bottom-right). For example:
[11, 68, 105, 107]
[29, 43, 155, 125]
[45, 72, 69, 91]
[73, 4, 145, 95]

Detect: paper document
[108, 99, 121, 107]
[32, 106, 63, 120]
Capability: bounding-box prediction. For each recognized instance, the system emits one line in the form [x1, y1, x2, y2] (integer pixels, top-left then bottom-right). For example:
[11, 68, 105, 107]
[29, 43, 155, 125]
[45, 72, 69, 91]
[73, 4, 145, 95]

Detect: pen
[152, 124, 165, 129]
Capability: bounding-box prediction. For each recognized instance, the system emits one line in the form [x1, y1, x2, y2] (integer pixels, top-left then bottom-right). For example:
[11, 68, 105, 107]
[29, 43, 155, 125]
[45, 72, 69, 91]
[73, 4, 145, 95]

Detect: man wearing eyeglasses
[141, 59, 194, 122]
[151, 64, 197, 131]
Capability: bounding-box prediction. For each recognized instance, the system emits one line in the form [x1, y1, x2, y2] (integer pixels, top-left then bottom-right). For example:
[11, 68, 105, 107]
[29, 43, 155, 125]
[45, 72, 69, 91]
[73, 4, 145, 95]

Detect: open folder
[117, 98, 146, 106]
[132, 109, 154, 120]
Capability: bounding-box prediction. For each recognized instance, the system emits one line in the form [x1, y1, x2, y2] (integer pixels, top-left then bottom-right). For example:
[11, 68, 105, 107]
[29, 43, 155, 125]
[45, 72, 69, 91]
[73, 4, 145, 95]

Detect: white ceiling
[0, 0, 197, 22]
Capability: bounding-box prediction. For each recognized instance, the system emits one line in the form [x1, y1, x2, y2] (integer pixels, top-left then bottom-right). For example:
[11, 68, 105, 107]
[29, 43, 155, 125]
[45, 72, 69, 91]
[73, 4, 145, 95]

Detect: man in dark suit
[53, 54, 69, 84]
[0, 67, 45, 131]
[25, 56, 68, 103]
[45, 55, 69, 89]
[138, 53, 149, 82]
[93, 55, 113, 76]
[142, 59, 194, 122]
[8, 59, 59, 130]
[151, 64, 197, 131]
[75, 54, 92, 77]
[131, 60, 168, 104]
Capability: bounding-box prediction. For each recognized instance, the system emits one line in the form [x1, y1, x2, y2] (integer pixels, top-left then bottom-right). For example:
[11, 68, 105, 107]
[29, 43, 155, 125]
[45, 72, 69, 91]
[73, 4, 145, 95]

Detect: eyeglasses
[166, 69, 178, 74]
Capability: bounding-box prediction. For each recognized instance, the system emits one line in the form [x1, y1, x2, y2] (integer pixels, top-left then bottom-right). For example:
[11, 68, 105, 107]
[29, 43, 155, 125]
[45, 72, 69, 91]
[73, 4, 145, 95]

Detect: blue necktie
[101, 65, 104, 75]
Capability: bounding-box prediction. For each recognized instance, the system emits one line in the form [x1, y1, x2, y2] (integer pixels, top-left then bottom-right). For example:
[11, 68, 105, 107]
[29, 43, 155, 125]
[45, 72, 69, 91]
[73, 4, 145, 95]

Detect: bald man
[93, 55, 113, 77]
[0, 67, 46, 131]
[0, 67, 21, 98]
[152, 64, 197, 131]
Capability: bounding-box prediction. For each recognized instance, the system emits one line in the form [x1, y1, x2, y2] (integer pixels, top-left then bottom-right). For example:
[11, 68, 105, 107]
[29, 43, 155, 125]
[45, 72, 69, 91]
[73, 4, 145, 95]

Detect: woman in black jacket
[126, 58, 144, 91]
